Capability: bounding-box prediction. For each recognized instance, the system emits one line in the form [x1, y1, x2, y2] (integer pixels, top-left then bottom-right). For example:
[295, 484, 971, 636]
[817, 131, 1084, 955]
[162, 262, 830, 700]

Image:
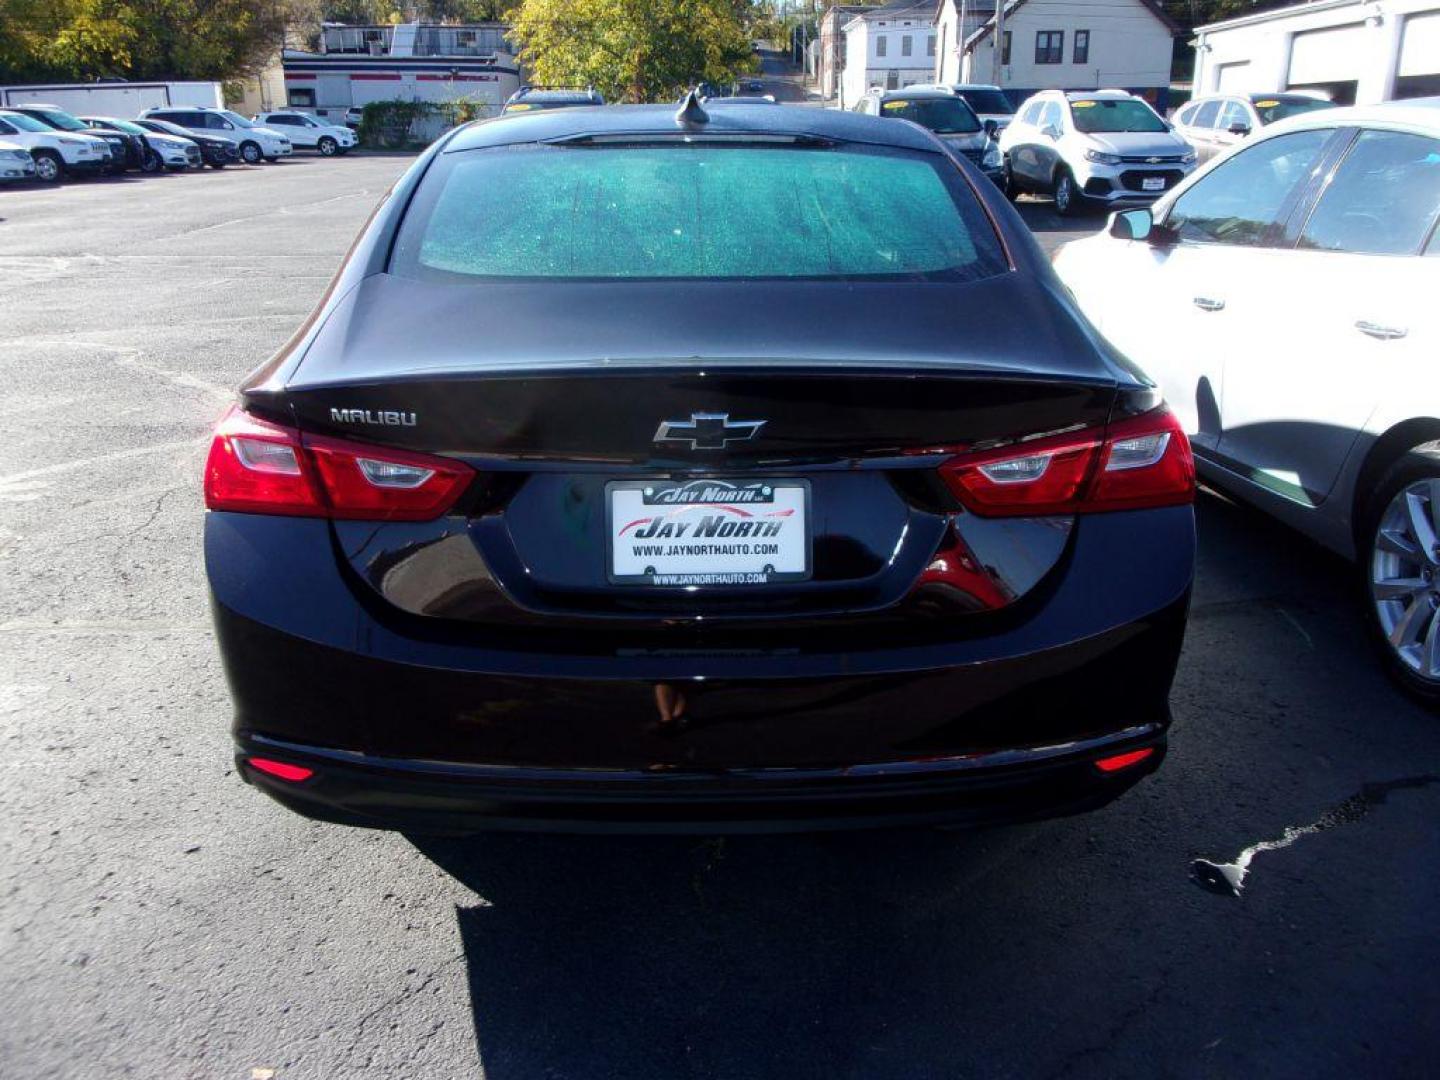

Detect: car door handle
[1192, 297, 1226, 312]
[1355, 320, 1407, 341]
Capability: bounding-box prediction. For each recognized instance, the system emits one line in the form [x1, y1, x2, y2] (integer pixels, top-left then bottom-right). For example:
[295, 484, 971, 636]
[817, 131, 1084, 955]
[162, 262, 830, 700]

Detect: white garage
[1192, 0, 1440, 105]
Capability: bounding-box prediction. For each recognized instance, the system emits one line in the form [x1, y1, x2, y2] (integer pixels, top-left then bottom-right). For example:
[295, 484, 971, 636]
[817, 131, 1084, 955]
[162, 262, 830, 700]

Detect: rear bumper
[236, 726, 1167, 834]
[208, 505, 1193, 832]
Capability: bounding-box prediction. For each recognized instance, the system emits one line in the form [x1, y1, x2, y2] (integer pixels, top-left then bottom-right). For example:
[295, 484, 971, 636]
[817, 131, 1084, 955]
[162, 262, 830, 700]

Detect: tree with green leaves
[507, 0, 758, 103]
[0, 0, 292, 83]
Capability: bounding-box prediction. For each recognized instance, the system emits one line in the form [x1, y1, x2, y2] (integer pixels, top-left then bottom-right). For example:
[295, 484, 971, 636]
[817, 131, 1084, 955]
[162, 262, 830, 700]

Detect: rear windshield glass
[1068, 99, 1166, 134]
[880, 97, 981, 134]
[1252, 96, 1336, 125]
[392, 143, 1006, 282]
[958, 89, 1013, 115]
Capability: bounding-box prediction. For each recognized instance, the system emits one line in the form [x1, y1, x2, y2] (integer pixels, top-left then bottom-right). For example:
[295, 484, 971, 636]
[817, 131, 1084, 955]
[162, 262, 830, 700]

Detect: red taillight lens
[305, 435, 474, 521]
[204, 408, 324, 517]
[247, 757, 315, 782]
[1095, 747, 1155, 773]
[939, 407, 1194, 517]
[204, 406, 473, 521]
[1085, 409, 1196, 512]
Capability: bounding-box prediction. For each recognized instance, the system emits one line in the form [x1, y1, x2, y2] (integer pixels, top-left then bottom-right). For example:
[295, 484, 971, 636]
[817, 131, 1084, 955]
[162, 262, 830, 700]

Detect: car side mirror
[1108, 208, 1154, 242]
[1042, 124, 1061, 140]
[1227, 122, 1251, 136]
[983, 119, 999, 140]
[220, 121, 233, 129]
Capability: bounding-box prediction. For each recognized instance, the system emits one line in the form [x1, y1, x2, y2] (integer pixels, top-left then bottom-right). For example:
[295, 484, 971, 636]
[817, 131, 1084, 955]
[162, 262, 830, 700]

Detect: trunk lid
[271, 272, 1130, 630]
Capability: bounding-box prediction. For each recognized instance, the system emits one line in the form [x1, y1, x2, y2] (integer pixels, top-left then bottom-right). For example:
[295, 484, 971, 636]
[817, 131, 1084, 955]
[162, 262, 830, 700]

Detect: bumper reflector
[1094, 748, 1155, 773]
[248, 757, 315, 782]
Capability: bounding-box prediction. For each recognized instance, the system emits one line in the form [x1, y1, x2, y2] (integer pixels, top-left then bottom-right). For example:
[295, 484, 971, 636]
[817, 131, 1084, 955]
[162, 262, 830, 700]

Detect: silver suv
[997, 89, 1196, 215]
[851, 87, 1003, 187]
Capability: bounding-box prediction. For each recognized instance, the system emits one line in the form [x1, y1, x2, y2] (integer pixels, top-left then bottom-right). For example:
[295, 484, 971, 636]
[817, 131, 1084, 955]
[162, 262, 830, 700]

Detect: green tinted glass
[403, 145, 1003, 280]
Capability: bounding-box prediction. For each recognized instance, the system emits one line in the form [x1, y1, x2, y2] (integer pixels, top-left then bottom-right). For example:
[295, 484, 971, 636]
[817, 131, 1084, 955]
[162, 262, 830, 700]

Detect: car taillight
[204, 406, 472, 521]
[939, 406, 1194, 517]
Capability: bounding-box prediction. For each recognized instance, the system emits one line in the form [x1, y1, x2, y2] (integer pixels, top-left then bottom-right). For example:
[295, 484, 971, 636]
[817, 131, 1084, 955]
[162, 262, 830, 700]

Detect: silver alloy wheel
[1054, 172, 1072, 213]
[318, 136, 337, 156]
[34, 153, 59, 182]
[240, 140, 262, 164]
[1372, 478, 1440, 680]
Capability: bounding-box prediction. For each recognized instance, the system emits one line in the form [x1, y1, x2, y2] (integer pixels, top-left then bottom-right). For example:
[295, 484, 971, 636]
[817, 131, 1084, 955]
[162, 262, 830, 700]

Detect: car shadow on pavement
[405, 494, 1440, 1079]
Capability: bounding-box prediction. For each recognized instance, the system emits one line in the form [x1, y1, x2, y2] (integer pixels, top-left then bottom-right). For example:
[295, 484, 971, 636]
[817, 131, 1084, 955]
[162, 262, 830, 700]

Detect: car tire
[140, 148, 162, 174]
[32, 150, 62, 184]
[1053, 168, 1084, 217]
[1002, 158, 1021, 202]
[239, 140, 263, 165]
[1360, 443, 1440, 708]
[317, 136, 338, 156]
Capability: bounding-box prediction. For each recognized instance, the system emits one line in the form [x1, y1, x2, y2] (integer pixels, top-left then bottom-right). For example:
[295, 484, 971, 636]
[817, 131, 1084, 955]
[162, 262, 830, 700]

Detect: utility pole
[992, 0, 1005, 86]
[957, 0, 967, 82]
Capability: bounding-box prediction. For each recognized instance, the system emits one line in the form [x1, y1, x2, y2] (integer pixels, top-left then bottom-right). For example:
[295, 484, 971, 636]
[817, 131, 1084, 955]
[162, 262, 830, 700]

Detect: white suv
[253, 111, 357, 155]
[0, 109, 111, 182]
[139, 106, 292, 164]
[1052, 100, 1440, 702]
[998, 90, 1196, 215]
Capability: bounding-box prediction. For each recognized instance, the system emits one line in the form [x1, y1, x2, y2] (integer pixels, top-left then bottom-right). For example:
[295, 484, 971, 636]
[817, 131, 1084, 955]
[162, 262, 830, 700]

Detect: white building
[841, 1, 939, 107]
[282, 22, 522, 123]
[818, 4, 878, 101]
[934, 0, 1178, 110]
[1192, 0, 1440, 105]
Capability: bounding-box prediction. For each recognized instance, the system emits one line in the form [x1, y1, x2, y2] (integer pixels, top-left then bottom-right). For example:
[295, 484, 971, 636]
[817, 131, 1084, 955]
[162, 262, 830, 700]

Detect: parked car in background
[0, 140, 36, 182]
[7, 102, 138, 172]
[1053, 99, 1440, 703]
[852, 87, 1003, 187]
[132, 117, 239, 169]
[911, 83, 1016, 133]
[139, 106, 291, 164]
[500, 86, 605, 114]
[253, 111, 357, 156]
[0, 109, 111, 182]
[999, 90, 1197, 215]
[1174, 92, 1337, 163]
[205, 102, 1195, 834]
[81, 116, 197, 172]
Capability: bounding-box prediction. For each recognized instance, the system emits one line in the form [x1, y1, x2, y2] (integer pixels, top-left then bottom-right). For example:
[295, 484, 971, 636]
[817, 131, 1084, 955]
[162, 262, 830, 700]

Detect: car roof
[875, 88, 957, 102]
[445, 102, 942, 153]
[507, 87, 602, 104]
[1261, 96, 1440, 135]
[1062, 90, 1135, 101]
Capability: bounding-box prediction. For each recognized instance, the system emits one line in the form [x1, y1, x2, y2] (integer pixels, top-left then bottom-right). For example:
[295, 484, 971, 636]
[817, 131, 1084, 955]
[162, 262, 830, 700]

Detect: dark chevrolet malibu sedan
[205, 100, 1195, 833]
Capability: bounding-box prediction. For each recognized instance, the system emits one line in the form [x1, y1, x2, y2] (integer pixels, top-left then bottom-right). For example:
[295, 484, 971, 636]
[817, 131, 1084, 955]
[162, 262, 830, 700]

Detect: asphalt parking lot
[2, 156, 1438, 1080]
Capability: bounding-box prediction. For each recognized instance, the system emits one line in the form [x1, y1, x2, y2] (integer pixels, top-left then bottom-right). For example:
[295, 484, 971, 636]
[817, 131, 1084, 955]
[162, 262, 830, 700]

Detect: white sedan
[1053, 98, 1440, 704]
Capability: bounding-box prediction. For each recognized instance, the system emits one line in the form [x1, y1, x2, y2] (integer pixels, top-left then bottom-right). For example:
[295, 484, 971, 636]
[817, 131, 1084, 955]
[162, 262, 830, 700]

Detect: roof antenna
[675, 86, 709, 126]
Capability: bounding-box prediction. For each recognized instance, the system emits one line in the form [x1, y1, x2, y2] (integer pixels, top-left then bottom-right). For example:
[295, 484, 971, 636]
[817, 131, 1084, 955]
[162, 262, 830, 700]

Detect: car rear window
[391, 143, 1006, 282]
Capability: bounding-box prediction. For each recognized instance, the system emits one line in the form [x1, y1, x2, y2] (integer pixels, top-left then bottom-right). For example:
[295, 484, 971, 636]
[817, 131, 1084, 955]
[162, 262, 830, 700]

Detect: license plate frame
[605, 478, 812, 586]
[1141, 176, 1166, 192]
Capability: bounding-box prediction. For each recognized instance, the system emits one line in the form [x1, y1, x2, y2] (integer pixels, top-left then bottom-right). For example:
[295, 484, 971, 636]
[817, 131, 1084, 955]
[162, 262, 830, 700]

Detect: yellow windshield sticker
[1071, 101, 1097, 108]
[881, 100, 911, 111]
[507, 103, 534, 111]
[1255, 99, 1280, 108]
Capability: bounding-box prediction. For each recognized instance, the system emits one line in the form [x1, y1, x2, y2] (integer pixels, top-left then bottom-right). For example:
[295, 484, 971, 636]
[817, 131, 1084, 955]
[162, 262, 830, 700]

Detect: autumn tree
[507, 0, 757, 103]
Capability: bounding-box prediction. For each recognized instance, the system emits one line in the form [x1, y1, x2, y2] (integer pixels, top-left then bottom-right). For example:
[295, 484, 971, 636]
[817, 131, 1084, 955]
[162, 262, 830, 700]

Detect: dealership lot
[2, 158, 1438, 1078]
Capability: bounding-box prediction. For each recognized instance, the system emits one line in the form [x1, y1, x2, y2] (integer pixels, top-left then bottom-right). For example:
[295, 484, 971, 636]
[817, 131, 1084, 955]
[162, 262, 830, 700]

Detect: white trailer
[0, 81, 225, 116]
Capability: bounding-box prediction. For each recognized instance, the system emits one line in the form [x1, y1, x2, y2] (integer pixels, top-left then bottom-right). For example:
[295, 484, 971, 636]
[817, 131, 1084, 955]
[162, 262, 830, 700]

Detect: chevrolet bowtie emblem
[654, 412, 767, 451]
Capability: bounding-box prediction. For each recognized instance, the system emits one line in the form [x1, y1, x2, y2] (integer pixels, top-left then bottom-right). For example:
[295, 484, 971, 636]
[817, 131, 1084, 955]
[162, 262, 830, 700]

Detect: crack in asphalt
[1192, 775, 1440, 897]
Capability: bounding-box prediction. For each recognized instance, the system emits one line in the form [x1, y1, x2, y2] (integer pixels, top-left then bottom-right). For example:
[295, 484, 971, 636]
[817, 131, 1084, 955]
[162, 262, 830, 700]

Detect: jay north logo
[645, 480, 773, 506]
[330, 408, 417, 427]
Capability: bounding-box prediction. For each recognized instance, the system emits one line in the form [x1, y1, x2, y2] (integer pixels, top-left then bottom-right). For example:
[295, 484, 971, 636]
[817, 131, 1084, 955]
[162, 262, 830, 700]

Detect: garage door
[1215, 61, 1251, 92]
[1397, 12, 1440, 98]
[1287, 23, 1366, 84]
